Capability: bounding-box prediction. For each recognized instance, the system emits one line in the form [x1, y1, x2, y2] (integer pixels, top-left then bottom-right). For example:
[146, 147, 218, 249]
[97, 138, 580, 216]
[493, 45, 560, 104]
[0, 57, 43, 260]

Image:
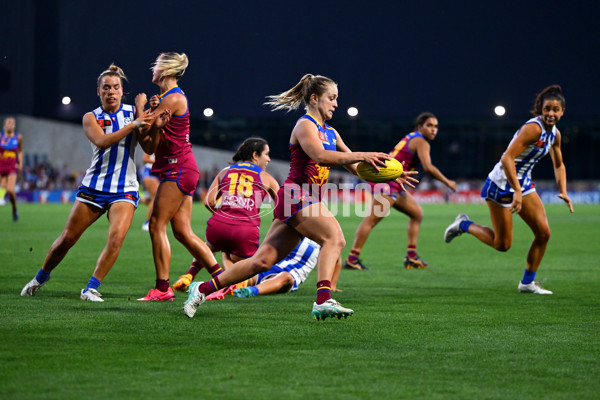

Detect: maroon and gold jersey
[284, 114, 337, 199]
[389, 131, 424, 172]
[209, 162, 268, 227]
[0, 131, 19, 172]
[152, 86, 198, 174]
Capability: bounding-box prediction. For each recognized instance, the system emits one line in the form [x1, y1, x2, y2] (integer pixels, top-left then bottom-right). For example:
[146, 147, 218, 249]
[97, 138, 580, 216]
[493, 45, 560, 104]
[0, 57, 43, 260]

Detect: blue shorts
[76, 185, 139, 210]
[158, 167, 199, 196]
[481, 178, 535, 207]
[141, 165, 159, 181]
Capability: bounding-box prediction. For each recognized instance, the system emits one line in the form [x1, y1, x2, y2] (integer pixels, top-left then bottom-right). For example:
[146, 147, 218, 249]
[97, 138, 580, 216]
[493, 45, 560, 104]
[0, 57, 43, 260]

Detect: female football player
[0, 116, 23, 221]
[21, 64, 156, 301]
[345, 112, 456, 270]
[136, 52, 222, 301]
[184, 73, 417, 320]
[171, 137, 279, 292]
[444, 85, 573, 294]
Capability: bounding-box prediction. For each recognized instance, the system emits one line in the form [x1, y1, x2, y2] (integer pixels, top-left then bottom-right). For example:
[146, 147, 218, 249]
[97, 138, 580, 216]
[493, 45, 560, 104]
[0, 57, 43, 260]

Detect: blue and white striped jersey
[81, 104, 139, 193]
[488, 116, 557, 191]
[256, 238, 320, 292]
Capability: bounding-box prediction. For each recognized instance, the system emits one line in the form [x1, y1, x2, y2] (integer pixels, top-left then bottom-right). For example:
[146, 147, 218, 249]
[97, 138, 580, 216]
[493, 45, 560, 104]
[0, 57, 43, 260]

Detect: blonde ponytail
[265, 74, 335, 112]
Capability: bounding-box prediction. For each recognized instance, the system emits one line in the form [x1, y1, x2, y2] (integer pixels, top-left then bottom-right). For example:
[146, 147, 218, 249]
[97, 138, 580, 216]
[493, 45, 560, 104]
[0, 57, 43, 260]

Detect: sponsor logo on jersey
[318, 129, 331, 145]
[221, 194, 255, 211]
[97, 119, 112, 128]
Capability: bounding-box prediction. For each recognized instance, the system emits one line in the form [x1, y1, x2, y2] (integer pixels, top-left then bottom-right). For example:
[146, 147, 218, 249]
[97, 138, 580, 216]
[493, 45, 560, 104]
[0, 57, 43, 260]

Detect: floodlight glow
[203, 108, 214, 117]
[347, 107, 358, 117]
[62, 96, 71, 105]
[494, 105, 506, 116]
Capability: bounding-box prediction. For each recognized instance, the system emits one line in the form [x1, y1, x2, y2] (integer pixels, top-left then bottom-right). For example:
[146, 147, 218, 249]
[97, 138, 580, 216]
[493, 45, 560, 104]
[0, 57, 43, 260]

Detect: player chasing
[345, 112, 456, 270]
[444, 85, 573, 294]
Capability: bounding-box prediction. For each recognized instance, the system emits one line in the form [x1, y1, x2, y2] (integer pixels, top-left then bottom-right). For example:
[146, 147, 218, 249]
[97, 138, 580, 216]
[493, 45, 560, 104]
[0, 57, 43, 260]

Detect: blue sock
[521, 269, 536, 285]
[35, 269, 51, 284]
[459, 220, 473, 233]
[84, 276, 101, 293]
[249, 286, 260, 296]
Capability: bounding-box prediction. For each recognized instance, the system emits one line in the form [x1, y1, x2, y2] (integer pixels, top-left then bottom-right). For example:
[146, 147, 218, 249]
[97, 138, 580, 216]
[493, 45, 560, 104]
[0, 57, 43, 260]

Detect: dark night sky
[2, 0, 599, 120]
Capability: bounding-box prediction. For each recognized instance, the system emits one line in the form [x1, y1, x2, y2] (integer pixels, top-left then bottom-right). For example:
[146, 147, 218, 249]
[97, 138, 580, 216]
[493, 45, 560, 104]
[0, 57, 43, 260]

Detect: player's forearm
[554, 164, 568, 194]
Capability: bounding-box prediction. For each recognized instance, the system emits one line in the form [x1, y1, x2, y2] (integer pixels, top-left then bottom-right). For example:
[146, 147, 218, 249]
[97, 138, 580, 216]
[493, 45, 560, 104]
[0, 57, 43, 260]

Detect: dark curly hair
[531, 85, 565, 116]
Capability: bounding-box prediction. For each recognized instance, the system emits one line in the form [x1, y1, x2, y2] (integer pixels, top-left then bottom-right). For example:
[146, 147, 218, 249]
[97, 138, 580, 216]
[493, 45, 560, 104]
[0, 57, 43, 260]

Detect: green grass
[1, 202, 599, 400]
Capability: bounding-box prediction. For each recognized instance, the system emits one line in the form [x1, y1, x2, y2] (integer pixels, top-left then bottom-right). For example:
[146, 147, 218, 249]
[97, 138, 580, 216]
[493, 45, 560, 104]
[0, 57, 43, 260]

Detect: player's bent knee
[281, 281, 294, 293]
[335, 235, 346, 250]
[59, 232, 80, 248]
[172, 229, 188, 243]
[537, 227, 551, 243]
[494, 241, 511, 252]
[252, 259, 273, 274]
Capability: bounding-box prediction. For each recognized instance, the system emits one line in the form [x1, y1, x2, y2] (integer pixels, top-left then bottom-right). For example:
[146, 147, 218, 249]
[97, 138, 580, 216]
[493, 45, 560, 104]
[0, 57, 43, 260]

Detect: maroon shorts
[158, 167, 199, 196]
[369, 180, 404, 201]
[206, 217, 259, 258]
[0, 168, 17, 178]
[0, 161, 17, 177]
[272, 184, 320, 224]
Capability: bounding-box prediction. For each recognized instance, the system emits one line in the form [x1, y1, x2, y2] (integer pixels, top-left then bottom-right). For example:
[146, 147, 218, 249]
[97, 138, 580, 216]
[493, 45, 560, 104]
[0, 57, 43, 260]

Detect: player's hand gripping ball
[356, 158, 404, 183]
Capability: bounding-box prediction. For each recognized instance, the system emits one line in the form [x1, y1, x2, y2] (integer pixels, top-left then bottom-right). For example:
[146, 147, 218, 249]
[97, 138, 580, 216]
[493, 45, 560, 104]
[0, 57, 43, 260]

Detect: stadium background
[1, 1, 599, 199]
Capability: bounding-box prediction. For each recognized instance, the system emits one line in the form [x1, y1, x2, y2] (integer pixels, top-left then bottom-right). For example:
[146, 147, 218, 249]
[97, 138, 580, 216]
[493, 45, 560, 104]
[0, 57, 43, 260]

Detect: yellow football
[356, 158, 404, 183]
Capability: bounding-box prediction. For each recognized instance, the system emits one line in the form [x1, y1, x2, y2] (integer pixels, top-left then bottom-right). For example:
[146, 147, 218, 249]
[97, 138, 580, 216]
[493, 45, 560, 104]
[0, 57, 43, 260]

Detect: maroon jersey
[389, 131, 424, 171]
[152, 86, 198, 174]
[209, 162, 268, 227]
[0, 131, 19, 173]
[283, 114, 337, 199]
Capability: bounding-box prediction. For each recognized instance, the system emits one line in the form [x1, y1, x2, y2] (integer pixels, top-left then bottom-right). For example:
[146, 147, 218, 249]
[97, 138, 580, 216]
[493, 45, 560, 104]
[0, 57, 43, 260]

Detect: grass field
[1, 202, 599, 400]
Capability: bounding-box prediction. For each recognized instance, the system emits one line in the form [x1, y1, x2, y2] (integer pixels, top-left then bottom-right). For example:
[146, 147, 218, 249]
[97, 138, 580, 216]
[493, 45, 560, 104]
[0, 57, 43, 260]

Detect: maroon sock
[407, 245, 417, 259]
[347, 249, 360, 264]
[205, 263, 223, 277]
[316, 280, 332, 305]
[199, 275, 222, 295]
[187, 260, 204, 278]
[156, 279, 170, 292]
[187, 265, 201, 278]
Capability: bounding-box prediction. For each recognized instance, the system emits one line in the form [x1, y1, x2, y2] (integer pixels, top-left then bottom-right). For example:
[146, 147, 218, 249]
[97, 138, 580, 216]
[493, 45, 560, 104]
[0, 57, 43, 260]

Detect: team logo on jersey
[124, 117, 132, 125]
[535, 140, 545, 148]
